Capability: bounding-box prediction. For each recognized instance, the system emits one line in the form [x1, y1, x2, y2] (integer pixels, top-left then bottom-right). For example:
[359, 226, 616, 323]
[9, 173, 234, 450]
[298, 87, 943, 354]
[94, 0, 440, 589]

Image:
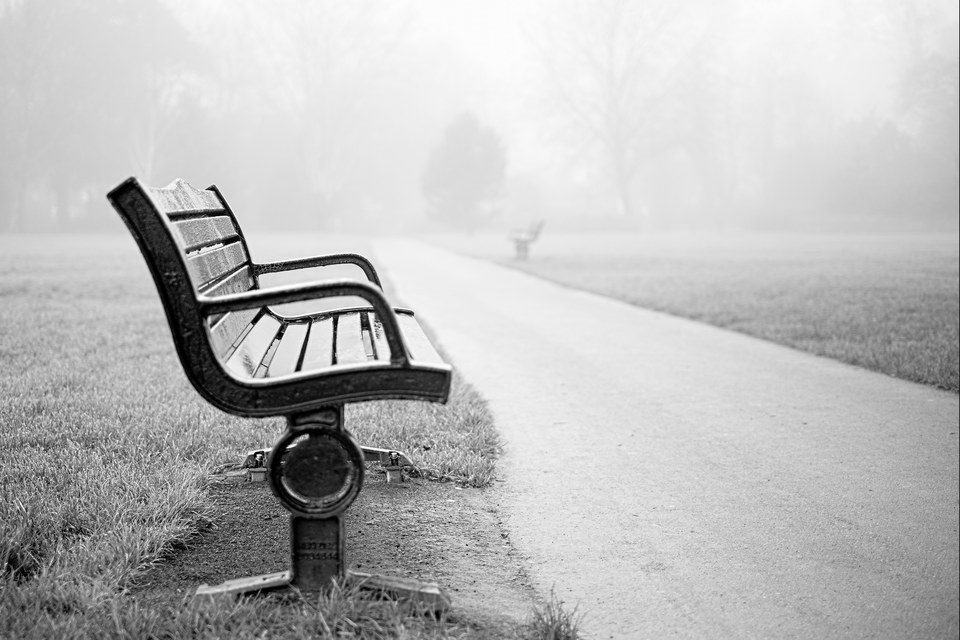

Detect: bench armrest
[254, 253, 382, 288]
[197, 279, 409, 366]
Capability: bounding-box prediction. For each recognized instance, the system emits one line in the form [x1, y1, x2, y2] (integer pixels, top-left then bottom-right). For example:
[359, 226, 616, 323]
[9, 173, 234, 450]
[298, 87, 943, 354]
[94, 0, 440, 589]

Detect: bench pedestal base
[197, 409, 450, 614]
[194, 569, 451, 613]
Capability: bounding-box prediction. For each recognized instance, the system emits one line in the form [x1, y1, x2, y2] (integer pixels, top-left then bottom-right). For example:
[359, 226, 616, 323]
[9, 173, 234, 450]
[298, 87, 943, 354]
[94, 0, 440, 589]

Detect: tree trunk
[4, 186, 24, 232]
[53, 180, 71, 229]
[610, 141, 637, 220]
[614, 170, 635, 219]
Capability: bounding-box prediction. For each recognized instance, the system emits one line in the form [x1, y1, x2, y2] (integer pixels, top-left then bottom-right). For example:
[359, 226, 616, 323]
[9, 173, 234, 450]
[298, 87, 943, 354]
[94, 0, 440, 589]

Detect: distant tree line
[0, 0, 431, 232]
[538, 0, 959, 230]
[0, 0, 956, 233]
[0, 0, 200, 230]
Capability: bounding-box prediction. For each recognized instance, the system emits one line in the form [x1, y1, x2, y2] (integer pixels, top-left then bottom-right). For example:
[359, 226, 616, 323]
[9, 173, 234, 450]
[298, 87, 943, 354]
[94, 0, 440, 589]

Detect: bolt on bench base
[194, 569, 451, 614]
[361, 447, 410, 484]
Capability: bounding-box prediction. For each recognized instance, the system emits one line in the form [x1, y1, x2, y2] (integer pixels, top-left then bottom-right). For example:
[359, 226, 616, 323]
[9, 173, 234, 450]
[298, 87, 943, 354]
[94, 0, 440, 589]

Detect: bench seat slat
[225, 315, 281, 377]
[361, 320, 375, 360]
[366, 312, 391, 361]
[208, 308, 260, 359]
[254, 335, 282, 378]
[173, 216, 239, 252]
[186, 241, 248, 288]
[301, 318, 334, 371]
[335, 313, 368, 365]
[397, 314, 444, 365]
[268, 323, 309, 377]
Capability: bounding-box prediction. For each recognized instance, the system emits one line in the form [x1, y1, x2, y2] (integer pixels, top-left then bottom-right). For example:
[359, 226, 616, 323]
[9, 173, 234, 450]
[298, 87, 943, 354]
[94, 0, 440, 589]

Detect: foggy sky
[0, 0, 957, 232]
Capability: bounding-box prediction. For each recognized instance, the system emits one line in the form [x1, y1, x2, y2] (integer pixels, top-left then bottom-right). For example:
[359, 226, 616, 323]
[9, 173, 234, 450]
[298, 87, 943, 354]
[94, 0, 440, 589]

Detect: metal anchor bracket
[195, 569, 451, 613]
[243, 445, 413, 484]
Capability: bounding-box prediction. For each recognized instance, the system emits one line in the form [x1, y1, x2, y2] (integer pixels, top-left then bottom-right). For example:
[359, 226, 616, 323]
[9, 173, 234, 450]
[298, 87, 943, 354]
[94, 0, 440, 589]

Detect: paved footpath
[373, 239, 959, 640]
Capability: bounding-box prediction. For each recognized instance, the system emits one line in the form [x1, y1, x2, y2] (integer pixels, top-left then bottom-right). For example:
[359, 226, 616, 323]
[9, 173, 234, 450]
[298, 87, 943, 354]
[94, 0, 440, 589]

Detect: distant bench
[509, 220, 545, 260]
[108, 177, 452, 601]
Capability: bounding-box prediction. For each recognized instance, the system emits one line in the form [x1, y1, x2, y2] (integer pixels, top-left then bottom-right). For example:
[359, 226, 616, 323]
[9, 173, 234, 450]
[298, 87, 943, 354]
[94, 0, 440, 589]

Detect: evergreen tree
[421, 112, 506, 230]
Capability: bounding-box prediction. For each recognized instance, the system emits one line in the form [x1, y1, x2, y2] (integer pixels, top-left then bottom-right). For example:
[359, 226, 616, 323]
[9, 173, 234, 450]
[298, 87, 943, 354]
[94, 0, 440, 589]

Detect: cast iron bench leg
[197, 406, 449, 611]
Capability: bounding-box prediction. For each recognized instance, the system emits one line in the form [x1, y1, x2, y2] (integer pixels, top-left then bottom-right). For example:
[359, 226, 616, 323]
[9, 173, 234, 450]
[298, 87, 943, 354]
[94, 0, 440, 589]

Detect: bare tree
[0, 0, 198, 229]
[535, 0, 711, 221]
[269, 0, 411, 226]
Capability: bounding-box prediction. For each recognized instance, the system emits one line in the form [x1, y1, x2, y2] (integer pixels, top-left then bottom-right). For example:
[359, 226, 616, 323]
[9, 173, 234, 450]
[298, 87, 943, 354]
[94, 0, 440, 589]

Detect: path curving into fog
[373, 238, 959, 640]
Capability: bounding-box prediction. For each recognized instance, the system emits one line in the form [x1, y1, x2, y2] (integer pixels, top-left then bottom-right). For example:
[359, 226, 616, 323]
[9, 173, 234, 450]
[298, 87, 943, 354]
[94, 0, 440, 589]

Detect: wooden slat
[225, 315, 281, 377]
[185, 241, 248, 289]
[301, 318, 334, 371]
[148, 178, 222, 215]
[335, 313, 368, 365]
[208, 308, 259, 359]
[397, 314, 444, 365]
[254, 336, 282, 378]
[172, 216, 238, 252]
[366, 312, 391, 361]
[268, 323, 309, 377]
[201, 266, 255, 297]
[361, 324, 375, 360]
[203, 266, 255, 326]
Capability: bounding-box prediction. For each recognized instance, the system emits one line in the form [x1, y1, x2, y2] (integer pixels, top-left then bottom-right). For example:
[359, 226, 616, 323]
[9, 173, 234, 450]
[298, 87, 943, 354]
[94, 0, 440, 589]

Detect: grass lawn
[0, 235, 571, 639]
[429, 232, 959, 392]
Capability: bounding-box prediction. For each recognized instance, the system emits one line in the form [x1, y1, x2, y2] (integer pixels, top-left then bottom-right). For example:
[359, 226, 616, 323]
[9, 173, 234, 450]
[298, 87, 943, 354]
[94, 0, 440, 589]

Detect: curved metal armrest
[254, 253, 382, 288]
[197, 279, 409, 366]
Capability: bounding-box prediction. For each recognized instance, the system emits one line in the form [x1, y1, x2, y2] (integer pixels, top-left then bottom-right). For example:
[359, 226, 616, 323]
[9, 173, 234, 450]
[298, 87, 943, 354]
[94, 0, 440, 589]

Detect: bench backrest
[148, 179, 255, 295]
[108, 178, 262, 383]
[146, 180, 265, 360]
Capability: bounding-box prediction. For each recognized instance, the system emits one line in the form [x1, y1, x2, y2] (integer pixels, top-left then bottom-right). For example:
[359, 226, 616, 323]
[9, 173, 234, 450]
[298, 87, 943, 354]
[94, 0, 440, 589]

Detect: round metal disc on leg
[268, 426, 364, 518]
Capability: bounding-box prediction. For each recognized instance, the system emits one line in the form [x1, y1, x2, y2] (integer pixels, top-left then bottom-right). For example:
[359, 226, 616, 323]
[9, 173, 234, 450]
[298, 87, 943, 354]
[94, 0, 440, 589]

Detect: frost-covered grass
[528, 590, 584, 640]
[0, 234, 502, 639]
[351, 377, 500, 488]
[432, 232, 959, 392]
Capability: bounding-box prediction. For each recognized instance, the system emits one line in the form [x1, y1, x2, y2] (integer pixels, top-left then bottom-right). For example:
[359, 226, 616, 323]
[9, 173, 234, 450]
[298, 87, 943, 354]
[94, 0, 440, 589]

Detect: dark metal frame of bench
[107, 177, 452, 604]
[108, 178, 450, 417]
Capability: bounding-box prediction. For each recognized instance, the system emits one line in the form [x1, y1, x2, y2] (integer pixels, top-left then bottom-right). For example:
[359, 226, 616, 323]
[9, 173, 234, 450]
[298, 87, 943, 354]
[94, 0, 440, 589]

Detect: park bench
[107, 177, 452, 605]
[508, 219, 545, 260]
